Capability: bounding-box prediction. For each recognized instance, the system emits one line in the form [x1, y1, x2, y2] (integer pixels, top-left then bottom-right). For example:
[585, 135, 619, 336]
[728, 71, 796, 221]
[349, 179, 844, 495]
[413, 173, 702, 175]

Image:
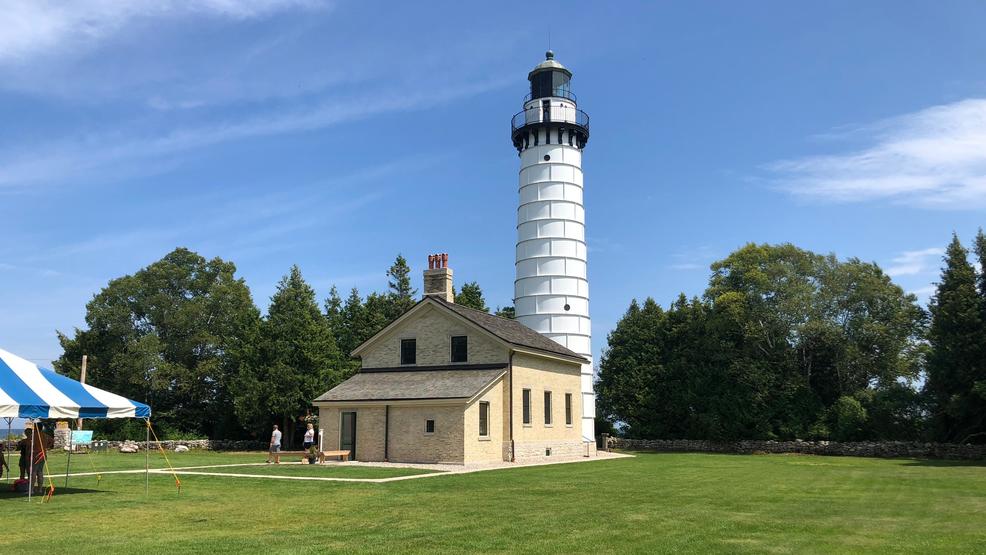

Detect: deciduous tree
[55, 248, 260, 438]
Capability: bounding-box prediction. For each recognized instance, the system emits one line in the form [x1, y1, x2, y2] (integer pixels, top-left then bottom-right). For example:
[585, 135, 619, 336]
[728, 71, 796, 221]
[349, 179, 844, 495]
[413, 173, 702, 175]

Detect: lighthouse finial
[545, 49, 554, 60]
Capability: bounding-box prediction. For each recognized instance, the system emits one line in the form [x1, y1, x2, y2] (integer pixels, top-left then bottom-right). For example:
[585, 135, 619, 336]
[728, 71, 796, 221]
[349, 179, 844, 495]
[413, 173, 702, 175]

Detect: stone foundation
[606, 438, 986, 460]
[512, 439, 591, 461]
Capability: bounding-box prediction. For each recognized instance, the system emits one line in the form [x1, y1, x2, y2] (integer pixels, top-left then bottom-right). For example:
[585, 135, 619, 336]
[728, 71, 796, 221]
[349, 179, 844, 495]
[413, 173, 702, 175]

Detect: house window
[522, 389, 531, 425]
[425, 419, 435, 434]
[479, 401, 489, 437]
[400, 338, 416, 365]
[450, 335, 468, 363]
[544, 391, 552, 425]
[565, 393, 573, 426]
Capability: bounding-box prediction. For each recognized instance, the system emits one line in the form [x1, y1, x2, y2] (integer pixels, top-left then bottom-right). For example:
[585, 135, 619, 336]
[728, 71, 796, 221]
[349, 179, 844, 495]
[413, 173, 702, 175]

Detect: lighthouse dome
[527, 50, 574, 101]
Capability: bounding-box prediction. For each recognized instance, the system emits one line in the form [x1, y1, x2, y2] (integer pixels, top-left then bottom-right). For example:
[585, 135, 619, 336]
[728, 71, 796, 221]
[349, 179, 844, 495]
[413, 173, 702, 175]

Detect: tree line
[597, 233, 986, 444]
[54, 248, 508, 442]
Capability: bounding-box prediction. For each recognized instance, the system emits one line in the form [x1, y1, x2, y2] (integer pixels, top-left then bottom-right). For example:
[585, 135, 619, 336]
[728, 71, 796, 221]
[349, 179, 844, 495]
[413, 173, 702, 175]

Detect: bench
[318, 450, 351, 463]
[272, 449, 351, 463]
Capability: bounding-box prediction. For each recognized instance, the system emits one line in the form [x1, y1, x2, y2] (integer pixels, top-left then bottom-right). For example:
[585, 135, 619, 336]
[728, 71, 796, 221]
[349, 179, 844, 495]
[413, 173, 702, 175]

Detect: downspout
[508, 351, 515, 462]
[384, 404, 390, 462]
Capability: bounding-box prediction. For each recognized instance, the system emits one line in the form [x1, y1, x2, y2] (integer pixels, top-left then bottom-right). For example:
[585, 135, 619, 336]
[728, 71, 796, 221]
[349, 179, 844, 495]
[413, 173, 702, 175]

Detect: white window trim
[521, 388, 533, 427]
[424, 418, 436, 435]
[564, 392, 574, 427]
[544, 390, 553, 427]
[478, 401, 491, 441]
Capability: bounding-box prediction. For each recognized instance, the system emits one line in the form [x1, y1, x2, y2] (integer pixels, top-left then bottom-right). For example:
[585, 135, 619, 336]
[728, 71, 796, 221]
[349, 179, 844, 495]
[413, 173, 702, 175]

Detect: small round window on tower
[564, 303, 571, 311]
[543, 154, 551, 161]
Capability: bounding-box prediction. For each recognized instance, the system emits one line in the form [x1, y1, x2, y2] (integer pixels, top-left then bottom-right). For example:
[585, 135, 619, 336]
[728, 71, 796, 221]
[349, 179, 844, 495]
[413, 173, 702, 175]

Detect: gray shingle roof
[432, 298, 587, 362]
[315, 368, 505, 403]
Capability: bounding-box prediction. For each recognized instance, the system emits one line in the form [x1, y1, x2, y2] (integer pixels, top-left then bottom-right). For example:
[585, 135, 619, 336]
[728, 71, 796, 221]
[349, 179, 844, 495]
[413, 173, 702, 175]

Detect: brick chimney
[423, 253, 454, 303]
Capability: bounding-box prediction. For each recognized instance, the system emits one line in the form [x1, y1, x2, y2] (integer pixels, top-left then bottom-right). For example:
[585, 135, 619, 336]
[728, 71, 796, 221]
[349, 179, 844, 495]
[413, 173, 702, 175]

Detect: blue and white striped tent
[0, 348, 150, 420]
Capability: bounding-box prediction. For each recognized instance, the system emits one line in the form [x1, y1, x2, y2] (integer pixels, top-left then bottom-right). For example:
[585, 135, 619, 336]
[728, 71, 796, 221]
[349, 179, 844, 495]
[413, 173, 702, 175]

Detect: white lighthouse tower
[511, 51, 594, 442]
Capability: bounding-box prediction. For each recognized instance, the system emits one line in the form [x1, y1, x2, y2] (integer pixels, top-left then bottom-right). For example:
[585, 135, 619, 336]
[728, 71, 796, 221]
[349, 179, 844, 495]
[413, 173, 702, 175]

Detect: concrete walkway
[63, 451, 632, 484]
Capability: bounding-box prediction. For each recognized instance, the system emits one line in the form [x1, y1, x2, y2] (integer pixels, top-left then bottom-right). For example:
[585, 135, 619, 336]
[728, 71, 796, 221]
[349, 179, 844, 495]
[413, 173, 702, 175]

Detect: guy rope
[145, 420, 181, 494]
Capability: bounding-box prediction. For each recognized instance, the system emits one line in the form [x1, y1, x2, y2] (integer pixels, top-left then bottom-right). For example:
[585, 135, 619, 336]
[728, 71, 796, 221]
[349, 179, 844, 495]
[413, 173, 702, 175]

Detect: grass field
[1, 451, 984, 554]
[23, 450, 434, 479]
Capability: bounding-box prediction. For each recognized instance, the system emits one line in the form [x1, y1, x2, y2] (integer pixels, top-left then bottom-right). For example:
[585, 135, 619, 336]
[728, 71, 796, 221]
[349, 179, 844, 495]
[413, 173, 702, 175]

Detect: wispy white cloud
[908, 284, 937, 301]
[0, 261, 62, 277]
[768, 98, 986, 209]
[0, 0, 327, 65]
[669, 246, 718, 271]
[17, 156, 434, 265]
[669, 262, 703, 271]
[885, 247, 944, 278]
[0, 77, 508, 189]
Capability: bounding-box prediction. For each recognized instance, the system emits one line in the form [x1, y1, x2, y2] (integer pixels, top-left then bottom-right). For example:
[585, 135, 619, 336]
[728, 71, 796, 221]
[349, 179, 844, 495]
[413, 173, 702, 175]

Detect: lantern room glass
[530, 70, 572, 101]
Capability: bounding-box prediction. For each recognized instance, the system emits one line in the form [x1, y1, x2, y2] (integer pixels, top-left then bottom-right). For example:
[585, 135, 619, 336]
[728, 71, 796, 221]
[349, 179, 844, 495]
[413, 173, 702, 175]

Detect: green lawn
[34, 449, 272, 473]
[10, 451, 437, 479]
[182, 463, 437, 479]
[1, 452, 984, 554]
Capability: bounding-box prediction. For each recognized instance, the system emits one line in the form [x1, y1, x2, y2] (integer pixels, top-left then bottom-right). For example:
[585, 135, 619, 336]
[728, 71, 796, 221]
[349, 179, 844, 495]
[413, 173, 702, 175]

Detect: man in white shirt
[266, 424, 282, 464]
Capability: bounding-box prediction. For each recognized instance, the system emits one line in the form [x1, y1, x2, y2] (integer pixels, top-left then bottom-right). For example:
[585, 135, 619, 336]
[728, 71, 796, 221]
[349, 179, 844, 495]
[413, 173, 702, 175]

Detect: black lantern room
[511, 51, 589, 152]
[527, 50, 574, 102]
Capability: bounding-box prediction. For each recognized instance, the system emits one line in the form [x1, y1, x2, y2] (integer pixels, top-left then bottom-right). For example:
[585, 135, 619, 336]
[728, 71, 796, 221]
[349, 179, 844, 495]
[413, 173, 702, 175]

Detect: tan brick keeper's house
[314, 256, 594, 464]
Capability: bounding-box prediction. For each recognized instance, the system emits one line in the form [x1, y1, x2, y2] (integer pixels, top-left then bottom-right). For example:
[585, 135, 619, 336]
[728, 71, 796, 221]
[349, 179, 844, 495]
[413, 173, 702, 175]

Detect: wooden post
[77, 355, 88, 430]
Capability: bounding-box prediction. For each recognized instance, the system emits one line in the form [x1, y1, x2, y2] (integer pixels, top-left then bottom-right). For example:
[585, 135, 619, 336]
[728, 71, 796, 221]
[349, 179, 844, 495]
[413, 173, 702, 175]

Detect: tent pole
[27, 419, 34, 502]
[64, 421, 74, 488]
[144, 418, 149, 496]
[4, 417, 10, 484]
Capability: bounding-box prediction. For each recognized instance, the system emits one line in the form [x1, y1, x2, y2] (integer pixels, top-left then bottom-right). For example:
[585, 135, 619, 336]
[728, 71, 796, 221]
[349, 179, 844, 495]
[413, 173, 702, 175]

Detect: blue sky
[1, 0, 985, 370]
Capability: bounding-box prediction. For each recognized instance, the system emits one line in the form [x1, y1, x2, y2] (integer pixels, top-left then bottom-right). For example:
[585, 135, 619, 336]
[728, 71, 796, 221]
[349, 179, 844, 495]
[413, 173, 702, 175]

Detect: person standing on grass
[16, 433, 30, 480]
[303, 423, 316, 464]
[25, 428, 47, 494]
[303, 423, 315, 450]
[267, 424, 282, 464]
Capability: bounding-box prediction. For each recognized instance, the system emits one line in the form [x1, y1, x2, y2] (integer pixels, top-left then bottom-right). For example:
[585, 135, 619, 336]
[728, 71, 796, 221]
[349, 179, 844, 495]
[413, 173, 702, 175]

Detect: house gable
[358, 302, 510, 368]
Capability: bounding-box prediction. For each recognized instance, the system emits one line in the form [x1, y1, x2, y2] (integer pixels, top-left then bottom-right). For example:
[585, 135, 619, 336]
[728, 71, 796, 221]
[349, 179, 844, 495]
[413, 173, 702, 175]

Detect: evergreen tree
[364, 292, 393, 340]
[336, 288, 391, 356]
[324, 285, 344, 334]
[975, 228, 986, 321]
[494, 306, 516, 319]
[232, 266, 343, 442]
[385, 254, 416, 319]
[925, 235, 986, 443]
[338, 287, 365, 356]
[455, 281, 489, 312]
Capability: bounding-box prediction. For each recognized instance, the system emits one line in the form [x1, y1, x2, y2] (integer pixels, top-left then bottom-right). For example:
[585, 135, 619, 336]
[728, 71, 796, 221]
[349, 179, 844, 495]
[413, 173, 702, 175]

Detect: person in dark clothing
[16, 435, 29, 480]
[23, 428, 49, 494]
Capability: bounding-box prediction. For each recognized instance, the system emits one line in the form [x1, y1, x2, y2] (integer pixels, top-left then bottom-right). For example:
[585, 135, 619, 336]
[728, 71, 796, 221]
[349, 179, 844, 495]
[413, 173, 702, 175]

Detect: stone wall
[0, 438, 270, 451]
[75, 439, 268, 451]
[513, 439, 591, 461]
[388, 405, 464, 464]
[605, 438, 986, 460]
